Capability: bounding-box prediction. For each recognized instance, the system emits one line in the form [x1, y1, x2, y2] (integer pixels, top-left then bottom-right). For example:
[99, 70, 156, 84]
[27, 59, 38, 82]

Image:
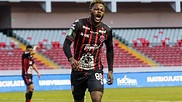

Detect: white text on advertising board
[117, 75, 137, 86]
[147, 76, 182, 82]
[39, 80, 71, 86]
[0, 80, 25, 87]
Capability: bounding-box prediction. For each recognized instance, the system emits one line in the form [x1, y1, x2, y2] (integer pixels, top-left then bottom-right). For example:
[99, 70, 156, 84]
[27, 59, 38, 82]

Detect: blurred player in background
[22, 45, 40, 102]
[63, 0, 114, 102]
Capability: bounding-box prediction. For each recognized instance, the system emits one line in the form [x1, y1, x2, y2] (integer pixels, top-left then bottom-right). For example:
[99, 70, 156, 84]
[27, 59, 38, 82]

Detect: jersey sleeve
[66, 19, 81, 42]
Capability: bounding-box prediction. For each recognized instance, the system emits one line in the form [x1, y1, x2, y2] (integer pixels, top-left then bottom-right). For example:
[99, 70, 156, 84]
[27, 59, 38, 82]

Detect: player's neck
[89, 17, 101, 28]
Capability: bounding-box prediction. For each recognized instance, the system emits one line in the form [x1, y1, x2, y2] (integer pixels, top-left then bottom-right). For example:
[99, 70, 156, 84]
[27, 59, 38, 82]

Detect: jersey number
[95, 73, 104, 85]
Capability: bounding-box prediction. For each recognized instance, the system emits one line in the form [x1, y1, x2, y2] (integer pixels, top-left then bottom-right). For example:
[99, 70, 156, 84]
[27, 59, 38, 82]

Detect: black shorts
[22, 74, 33, 86]
[71, 70, 104, 101]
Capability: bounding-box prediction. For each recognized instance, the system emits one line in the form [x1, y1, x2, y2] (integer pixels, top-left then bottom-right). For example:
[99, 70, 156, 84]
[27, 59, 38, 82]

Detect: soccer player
[63, 0, 114, 102]
[22, 45, 40, 102]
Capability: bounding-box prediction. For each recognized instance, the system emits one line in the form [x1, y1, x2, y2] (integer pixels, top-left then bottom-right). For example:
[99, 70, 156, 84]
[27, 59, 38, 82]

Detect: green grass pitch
[0, 86, 182, 102]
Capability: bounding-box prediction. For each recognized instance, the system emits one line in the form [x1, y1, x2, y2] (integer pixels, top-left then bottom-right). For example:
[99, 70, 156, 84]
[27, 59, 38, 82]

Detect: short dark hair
[89, 0, 106, 9]
[26, 45, 33, 49]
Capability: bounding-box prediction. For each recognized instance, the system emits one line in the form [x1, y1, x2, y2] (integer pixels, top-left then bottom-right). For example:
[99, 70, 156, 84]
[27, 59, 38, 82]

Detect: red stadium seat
[161, 40, 166, 47]
[10, 42, 15, 48]
[27, 36, 32, 41]
[177, 40, 182, 47]
[0, 42, 6, 48]
[51, 41, 60, 48]
[43, 39, 48, 42]
[38, 41, 44, 48]
[62, 31, 67, 35]
[145, 40, 150, 47]
[133, 40, 137, 47]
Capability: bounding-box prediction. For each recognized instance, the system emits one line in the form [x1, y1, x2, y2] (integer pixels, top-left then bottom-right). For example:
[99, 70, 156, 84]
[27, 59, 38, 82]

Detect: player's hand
[31, 45, 38, 55]
[69, 57, 80, 71]
[37, 73, 40, 79]
[107, 71, 113, 85]
[33, 45, 38, 50]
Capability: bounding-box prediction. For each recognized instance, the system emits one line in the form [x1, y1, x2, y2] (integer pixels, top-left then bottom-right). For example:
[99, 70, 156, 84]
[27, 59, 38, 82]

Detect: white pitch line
[103, 100, 182, 102]
[0, 98, 182, 102]
[0, 98, 73, 101]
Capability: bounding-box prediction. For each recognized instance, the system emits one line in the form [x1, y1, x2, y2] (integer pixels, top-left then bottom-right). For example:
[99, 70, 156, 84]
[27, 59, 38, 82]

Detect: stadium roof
[0, 0, 181, 12]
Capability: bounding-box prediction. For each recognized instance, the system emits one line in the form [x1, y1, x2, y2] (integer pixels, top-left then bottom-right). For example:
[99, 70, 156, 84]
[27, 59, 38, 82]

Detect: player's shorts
[22, 74, 33, 86]
[71, 70, 104, 101]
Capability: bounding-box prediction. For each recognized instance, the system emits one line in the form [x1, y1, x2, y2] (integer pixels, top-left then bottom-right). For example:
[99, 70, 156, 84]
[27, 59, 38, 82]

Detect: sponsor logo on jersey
[84, 44, 100, 51]
[79, 53, 94, 70]
[90, 31, 98, 34]
[99, 30, 106, 33]
[80, 32, 90, 38]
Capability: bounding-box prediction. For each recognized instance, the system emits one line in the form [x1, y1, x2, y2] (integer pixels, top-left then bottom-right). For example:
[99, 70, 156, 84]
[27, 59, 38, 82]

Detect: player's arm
[30, 45, 38, 55]
[63, 19, 79, 60]
[63, 34, 79, 69]
[105, 29, 114, 85]
[63, 38, 73, 61]
[32, 64, 40, 78]
[105, 29, 114, 72]
[63, 37, 79, 69]
[63, 19, 80, 69]
[106, 45, 114, 72]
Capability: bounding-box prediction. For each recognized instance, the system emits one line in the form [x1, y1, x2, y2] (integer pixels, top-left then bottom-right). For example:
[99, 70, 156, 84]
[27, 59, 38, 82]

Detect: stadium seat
[38, 41, 44, 48]
[133, 40, 137, 47]
[9, 42, 15, 48]
[51, 41, 60, 48]
[177, 40, 182, 47]
[0, 42, 6, 48]
[161, 40, 166, 47]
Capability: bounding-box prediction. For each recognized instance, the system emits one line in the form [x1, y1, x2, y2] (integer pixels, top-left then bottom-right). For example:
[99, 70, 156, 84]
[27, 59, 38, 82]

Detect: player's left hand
[107, 71, 113, 85]
[37, 73, 41, 79]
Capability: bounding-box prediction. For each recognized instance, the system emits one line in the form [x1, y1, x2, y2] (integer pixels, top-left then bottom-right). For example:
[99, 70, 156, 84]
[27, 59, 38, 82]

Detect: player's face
[90, 3, 105, 24]
[27, 48, 33, 53]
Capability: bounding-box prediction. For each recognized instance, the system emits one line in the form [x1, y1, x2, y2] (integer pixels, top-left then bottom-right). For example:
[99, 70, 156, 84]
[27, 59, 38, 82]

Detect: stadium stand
[113, 28, 182, 47]
[0, 32, 19, 49]
[37, 47, 71, 69]
[0, 47, 53, 70]
[134, 45, 182, 66]
[1, 28, 181, 69]
[0, 32, 53, 70]
[13, 30, 67, 48]
[113, 28, 182, 67]
[12, 29, 152, 68]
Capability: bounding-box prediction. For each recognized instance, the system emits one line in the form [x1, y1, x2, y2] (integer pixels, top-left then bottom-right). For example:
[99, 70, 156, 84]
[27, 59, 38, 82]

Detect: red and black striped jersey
[22, 52, 34, 75]
[66, 18, 113, 71]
